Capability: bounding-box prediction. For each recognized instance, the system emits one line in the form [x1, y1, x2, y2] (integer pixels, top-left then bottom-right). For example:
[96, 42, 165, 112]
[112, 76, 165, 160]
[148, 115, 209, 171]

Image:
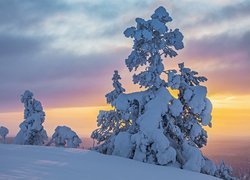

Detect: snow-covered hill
[0, 144, 219, 180]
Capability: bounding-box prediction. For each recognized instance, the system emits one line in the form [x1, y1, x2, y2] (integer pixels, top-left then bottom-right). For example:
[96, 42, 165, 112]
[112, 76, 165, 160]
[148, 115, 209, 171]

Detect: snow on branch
[124, 6, 184, 88]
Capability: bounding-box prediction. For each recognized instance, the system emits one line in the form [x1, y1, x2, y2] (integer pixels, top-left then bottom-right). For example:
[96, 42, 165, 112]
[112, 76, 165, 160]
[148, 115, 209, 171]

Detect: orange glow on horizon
[0, 95, 249, 140]
[0, 106, 111, 138]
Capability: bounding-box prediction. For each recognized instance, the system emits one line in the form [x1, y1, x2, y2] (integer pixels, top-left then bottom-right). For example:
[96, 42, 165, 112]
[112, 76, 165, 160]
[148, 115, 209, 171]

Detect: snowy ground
[0, 144, 219, 180]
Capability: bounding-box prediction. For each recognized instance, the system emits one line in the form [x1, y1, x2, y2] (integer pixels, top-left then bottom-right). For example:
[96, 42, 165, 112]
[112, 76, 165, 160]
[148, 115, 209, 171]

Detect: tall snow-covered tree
[0, 126, 9, 144]
[91, 6, 235, 180]
[14, 90, 48, 145]
[47, 126, 82, 148]
[124, 6, 183, 89]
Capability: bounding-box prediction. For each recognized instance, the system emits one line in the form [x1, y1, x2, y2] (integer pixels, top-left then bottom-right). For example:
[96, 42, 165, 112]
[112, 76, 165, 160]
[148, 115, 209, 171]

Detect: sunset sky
[0, 0, 249, 141]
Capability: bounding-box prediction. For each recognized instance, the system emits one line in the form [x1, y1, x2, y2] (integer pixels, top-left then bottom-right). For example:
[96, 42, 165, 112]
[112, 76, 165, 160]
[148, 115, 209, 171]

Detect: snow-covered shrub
[91, 6, 235, 180]
[14, 90, 48, 145]
[239, 171, 250, 180]
[0, 126, 9, 143]
[215, 161, 236, 180]
[48, 126, 82, 148]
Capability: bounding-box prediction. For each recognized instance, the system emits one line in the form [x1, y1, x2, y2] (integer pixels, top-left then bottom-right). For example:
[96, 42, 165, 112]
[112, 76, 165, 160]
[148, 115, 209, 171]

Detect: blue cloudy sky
[0, 0, 249, 112]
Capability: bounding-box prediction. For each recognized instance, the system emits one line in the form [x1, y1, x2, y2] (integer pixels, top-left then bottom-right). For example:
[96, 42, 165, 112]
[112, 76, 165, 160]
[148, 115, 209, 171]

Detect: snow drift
[0, 144, 219, 180]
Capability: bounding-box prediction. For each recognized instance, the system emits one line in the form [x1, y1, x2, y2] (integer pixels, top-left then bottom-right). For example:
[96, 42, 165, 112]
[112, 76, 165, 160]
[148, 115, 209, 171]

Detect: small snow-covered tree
[0, 126, 9, 144]
[91, 6, 235, 180]
[48, 126, 82, 148]
[106, 70, 125, 105]
[215, 161, 235, 180]
[14, 90, 48, 145]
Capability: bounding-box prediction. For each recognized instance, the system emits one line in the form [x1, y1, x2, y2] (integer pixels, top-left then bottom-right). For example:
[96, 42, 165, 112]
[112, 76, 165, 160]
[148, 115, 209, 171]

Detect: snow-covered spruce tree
[0, 126, 9, 144]
[47, 126, 82, 148]
[167, 63, 211, 148]
[14, 90, 48, 145]
[91, 6, 235, 180]
[106, 70, 125, 106]
[91, 70, 130, 154]
[215, 161, 234, 180]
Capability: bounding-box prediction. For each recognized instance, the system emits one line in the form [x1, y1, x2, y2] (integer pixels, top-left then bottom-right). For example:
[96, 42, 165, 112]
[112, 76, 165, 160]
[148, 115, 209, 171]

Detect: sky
[0, 0, 250, 140]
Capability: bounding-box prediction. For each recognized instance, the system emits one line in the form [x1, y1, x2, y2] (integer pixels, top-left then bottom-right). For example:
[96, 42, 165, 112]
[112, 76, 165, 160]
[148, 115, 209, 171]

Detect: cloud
[179, 0, 250, 34]
[0, 0, 249, 113]
[175, 31, 250, 94]
[0, 0, 137, 112]
[184, 31, 250, 60]
[0, 34, 46, 58]
[0, 32, 129, 112]
[0, 0, 69, 30]
[198, 0, 250, 25]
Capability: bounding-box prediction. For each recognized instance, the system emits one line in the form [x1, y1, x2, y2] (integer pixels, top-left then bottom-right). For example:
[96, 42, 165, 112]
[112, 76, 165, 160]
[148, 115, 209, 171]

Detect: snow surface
[0, 144, 219, 180]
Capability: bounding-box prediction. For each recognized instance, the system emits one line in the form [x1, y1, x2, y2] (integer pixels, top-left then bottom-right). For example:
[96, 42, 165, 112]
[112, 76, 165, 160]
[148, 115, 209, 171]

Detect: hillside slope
[0, 144, 219, 180]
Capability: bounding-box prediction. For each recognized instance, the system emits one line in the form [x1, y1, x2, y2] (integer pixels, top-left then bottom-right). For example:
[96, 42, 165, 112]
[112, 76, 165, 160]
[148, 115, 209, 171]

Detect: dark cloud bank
[0, 0, 249, 112]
